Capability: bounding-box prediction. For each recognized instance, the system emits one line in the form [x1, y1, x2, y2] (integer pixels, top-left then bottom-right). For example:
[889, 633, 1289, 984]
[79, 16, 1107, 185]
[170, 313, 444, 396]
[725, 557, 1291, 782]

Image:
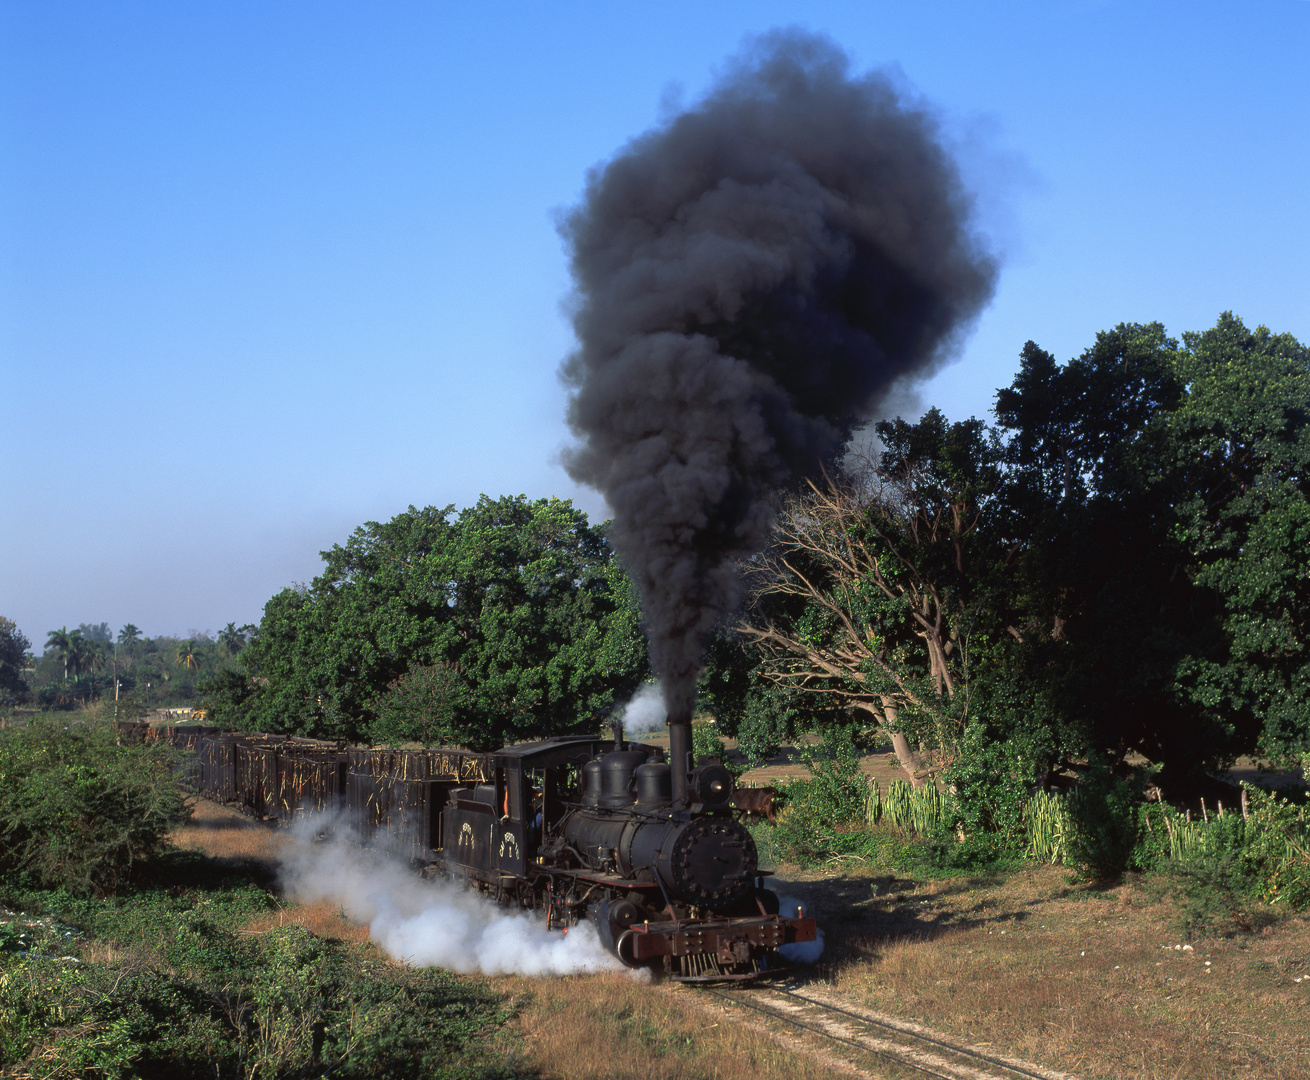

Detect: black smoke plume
[560, 31, 997, 719]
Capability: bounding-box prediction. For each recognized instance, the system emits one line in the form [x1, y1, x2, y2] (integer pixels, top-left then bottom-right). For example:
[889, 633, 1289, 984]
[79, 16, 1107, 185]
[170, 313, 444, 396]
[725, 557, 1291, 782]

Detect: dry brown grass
[172, 798, 1310, 1078]
[492, 971, 845, 1080]
[78, 939, 160, 969]
[239, 902, 372, 945]
[785, 865, 1310, 1080]
[169, 798, 287, 865]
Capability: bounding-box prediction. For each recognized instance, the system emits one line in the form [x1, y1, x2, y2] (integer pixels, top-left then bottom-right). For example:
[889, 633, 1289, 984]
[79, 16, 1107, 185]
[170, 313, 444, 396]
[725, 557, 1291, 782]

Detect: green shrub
[1167, 811, 1261, 938]
[1236, 786, 1310, 909]
[771, 725, 870, 864]
[1136, 785, 1307, 937]
[1062, 755, 1148, 880]
[942, 724, 1045, 859]
[0, 718, 192, 897]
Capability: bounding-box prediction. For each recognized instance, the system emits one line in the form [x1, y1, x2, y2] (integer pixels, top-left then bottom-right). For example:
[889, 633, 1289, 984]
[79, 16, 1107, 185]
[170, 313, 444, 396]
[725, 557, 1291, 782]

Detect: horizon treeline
[1, 619, 257, 712]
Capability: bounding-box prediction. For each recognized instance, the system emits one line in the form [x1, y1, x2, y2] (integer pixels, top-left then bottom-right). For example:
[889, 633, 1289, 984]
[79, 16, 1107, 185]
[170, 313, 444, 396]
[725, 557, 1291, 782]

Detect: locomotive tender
[128, 716, 816, 981]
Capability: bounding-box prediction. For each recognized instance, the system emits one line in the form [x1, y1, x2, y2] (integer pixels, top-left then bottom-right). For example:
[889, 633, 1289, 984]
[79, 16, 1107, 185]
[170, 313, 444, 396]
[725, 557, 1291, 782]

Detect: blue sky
[2, 1, 1307, 647]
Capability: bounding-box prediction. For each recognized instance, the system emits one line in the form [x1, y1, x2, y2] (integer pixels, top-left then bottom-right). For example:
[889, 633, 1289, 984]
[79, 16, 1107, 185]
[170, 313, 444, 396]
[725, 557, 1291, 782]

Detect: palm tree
[81, 639, 105, 675]
[218, 622, 246, 657]
[175, 640, 202, 671]
[118, 624, 142, 649]
[65, 630, 86, 677]
[46, 626, 72, 682]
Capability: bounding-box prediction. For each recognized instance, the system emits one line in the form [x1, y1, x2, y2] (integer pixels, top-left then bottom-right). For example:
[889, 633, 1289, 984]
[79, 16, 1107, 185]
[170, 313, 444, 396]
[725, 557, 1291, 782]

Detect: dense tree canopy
[719, 314, 1309, 797]
[204, 495, 650, 748]
[24, 624, 219, 710]
[1166, 315, 1310, 762]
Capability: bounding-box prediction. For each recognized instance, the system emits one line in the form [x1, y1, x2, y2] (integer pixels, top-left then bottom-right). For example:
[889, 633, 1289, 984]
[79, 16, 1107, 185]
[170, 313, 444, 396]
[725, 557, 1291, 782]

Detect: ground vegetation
[0, 718, 191, 897]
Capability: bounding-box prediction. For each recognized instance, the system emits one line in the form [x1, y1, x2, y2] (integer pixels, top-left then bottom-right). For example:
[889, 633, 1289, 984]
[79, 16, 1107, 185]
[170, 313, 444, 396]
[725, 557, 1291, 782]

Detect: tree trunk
[880, 698, 926, 789]
[888, 730, 927, 789]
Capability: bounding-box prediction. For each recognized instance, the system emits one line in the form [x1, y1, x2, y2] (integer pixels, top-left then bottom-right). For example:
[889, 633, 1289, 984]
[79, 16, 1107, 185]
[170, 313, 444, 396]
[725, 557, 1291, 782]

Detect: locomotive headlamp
[690, 764, 732, 809]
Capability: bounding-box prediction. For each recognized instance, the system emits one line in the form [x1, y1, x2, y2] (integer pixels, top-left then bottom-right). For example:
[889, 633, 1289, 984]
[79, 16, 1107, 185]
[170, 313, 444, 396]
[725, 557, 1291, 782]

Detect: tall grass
[865, 780, 944, 836]
[1024, 790, 1071, 865]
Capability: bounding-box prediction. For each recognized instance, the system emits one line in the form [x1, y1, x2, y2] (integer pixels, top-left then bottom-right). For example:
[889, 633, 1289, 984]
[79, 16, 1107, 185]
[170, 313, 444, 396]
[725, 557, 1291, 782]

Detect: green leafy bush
[942, 723, 1044, 860]
[0, 719, 192, 896]
[1062, 755, 1149, 880]
[1240, 786, 1310, 908]
[1166, 785, 1310, 936]
[692, 720, 745, 780]
[772, 726, 871, 863]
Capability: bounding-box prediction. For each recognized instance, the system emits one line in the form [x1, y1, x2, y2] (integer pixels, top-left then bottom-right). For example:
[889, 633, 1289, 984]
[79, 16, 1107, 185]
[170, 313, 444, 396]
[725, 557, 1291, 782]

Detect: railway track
[695, 981, 1080, 1080]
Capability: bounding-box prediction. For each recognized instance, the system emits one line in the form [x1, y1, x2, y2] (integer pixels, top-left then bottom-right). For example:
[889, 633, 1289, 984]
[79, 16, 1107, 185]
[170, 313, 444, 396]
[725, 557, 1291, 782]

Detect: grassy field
[777, 862, 1310, 1079]
[184, 799, 1310, 1079]
[168, 802, 839, 1080]
[4, 795, 1307, 1078]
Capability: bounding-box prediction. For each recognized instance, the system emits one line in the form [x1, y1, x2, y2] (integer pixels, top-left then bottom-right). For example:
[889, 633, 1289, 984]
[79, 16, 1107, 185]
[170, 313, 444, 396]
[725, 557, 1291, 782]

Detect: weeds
[0, 852, 519, 1078]
[0, 718, 192, 897]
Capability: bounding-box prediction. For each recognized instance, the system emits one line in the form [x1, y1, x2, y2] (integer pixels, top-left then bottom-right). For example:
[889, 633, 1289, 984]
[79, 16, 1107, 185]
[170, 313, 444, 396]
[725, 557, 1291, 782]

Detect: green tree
[77, 622, 112, 645]
[207, 496, 650, 747]
[1165, 314, 1310, 764]
[217, 622, 248, 657]
[724, 314, 1306, 808]
[175, 639, 203, 672]
[988, 322, 1236, 795]
[987, 316, 1310, 793]
[0, 617, 30, 702]
[737, 410, 1005, 785]
[117, 623, 142, 648]
[45, 626, 75, 682]
[371, 662, 469, 746]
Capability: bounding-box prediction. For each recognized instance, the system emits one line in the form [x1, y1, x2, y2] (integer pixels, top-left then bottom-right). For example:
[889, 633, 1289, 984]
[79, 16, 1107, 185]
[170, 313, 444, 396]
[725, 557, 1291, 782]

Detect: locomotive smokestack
[561, 30, 997, 730]
[668, 710, 693, 810]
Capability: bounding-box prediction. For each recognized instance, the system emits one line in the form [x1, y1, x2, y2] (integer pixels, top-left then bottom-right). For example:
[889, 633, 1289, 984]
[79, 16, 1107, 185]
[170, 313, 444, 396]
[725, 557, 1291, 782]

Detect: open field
[778, 864, 1310, 1079]
[162, 798, 1310, 1080]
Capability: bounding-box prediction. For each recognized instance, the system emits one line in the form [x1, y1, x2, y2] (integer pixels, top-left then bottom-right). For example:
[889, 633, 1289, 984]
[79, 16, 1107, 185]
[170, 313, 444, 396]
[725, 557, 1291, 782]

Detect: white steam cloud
[616, 681, 667, 735]
[278, 814, 622, 977]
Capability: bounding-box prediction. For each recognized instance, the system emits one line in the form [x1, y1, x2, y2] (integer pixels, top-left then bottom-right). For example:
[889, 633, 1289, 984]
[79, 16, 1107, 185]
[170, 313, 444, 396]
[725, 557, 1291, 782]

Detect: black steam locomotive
[128, 718, 816, 981]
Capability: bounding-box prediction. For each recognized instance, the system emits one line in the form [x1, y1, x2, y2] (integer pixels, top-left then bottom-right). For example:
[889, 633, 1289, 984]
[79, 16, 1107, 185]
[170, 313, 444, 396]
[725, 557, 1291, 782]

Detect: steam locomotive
[126, 716, 816, 981]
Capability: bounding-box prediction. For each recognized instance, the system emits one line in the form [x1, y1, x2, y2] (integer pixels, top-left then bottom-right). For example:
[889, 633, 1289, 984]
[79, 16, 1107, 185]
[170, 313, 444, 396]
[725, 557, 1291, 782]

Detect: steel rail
[695, 981, 1074, 1080]
[763, 983, 1074, 1080]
